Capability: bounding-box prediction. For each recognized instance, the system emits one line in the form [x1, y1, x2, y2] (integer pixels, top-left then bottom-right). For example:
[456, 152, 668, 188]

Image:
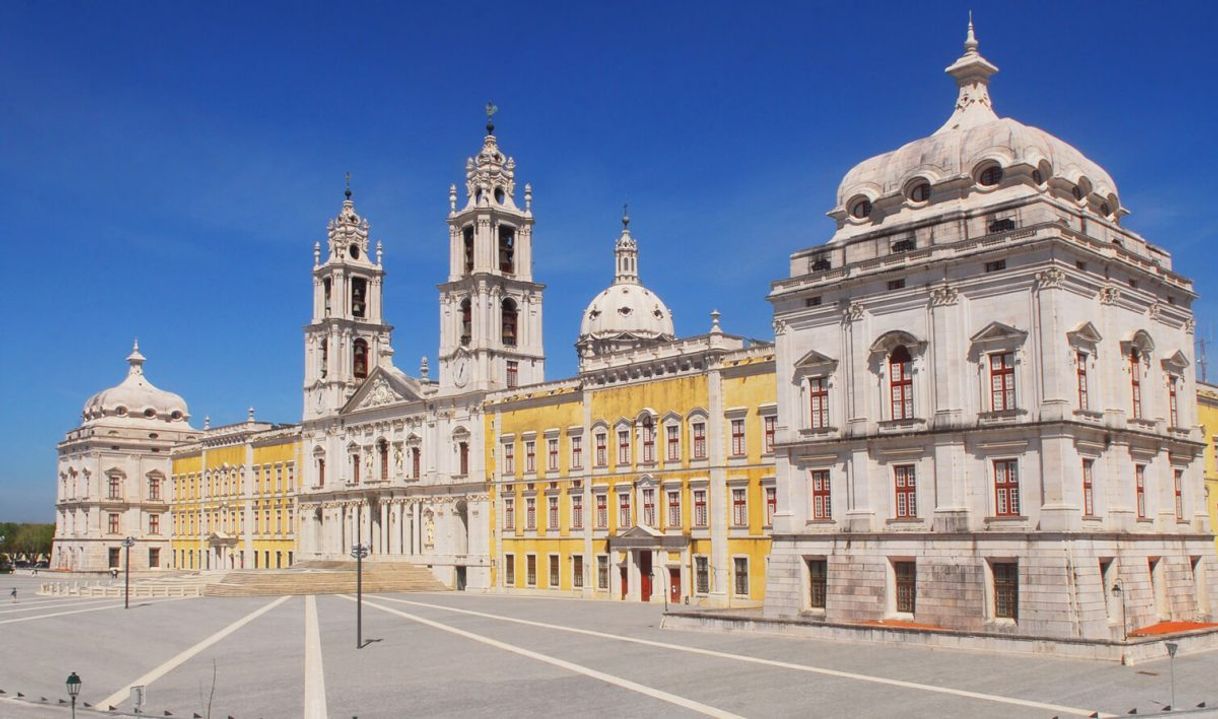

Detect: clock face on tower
[453, 357, 469, 388]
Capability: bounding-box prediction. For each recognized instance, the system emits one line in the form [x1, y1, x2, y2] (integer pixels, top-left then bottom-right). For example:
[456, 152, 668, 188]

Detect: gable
[969, 321, 1028, 345]
[342, 366, 423, 414]
[794, 348, 839, 374]
[1067, 321, 1103, 345]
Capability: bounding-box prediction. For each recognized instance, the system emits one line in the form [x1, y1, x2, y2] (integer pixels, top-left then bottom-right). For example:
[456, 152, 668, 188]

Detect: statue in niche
[424, 509, 435, 549]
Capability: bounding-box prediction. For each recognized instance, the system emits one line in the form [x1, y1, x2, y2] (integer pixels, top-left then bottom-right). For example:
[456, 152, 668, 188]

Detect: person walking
[9, 587, 16, 603]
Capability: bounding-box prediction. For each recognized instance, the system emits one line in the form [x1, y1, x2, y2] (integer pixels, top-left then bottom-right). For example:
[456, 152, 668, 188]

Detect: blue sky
[1, 1, 1215, 521]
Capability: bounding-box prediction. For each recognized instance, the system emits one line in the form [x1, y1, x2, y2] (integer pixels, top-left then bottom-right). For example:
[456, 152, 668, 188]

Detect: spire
[935, 13, 1000, 135]
[485, 101, 498, 135]
[465, 103, 516, 210]
[344, 171, 352, 200]
[126, 338, 146, 376]
[613, 206, 639, 285]
[327, 172, 370, 261]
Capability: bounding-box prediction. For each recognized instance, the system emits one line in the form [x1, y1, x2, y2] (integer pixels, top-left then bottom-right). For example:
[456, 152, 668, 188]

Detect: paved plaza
[2, 573, 1217, 718]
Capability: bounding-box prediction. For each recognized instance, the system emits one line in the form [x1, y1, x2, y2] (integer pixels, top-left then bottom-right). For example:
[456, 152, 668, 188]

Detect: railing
[38, 581, 202, 598]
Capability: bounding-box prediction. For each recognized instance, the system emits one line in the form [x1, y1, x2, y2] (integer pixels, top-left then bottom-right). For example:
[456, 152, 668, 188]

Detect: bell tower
[303, 178, 393, 417]
[438, 106, 545, 392]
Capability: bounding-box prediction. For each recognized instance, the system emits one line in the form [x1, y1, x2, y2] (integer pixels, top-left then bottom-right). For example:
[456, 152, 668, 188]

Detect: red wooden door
[639, 552, 652, 602]
[620, 566, 628, 600]
[669, 568, 681, 603]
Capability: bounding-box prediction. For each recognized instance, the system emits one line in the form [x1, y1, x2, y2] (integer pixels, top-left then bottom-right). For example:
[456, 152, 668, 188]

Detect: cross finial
[344, 171, 352, 200]
[485, 101, 498, 134]
[622, 203, 630, 230]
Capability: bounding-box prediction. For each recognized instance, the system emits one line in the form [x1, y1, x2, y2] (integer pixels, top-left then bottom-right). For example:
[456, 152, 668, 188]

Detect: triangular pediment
[617, 524, 664, 539]
[342, 366, 424, 414]
[1067, 321, 1103, 345]
[1161, 350, 1190, 373]
[969, 321, 1028, 345]
[794, 348, 838, 372]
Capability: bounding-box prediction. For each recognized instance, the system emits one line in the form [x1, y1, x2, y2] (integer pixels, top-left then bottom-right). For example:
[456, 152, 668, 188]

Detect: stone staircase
[202, 561, 448, 597]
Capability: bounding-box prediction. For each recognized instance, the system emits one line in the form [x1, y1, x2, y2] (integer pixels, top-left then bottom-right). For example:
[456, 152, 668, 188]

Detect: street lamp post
[351, 543, 369, 649]
[1111, 581, 1127, 642]
[1165, 641, 1179, 709]
[65, 672, 81, 719]
[121, 537, 136, 609]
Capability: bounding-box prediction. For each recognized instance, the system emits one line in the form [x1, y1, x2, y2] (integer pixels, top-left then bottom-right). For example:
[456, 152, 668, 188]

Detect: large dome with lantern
[81, 341, 191, 425]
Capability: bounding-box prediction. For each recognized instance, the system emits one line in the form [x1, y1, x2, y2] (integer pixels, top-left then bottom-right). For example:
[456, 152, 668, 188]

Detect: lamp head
[66, 672, 81, 697]
[1166, 642, 1179, 657]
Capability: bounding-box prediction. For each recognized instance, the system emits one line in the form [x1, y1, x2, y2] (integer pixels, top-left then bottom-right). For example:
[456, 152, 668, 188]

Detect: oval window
[908, 182, 931, 203]
[494, 187, 506, 204]
[1072, 186, 1084, 201]
[144, 408, 156, 418]
[1100, 202, 1112, 216]
[350, 244, 360, 260]
[850, 198, 872, 219]
[1032, 169, 1044, 185]
[978, 165, 1003, 186]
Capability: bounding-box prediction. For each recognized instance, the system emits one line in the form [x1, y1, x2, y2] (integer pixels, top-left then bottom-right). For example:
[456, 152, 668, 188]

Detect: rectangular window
[525, 441, 536, 473]
[504, 496, 515, 530]
[1136, 464, 1146, 519]
[993, 562, 1018, 619]
[548, 495, 559, 530]
[985, 260, 1006, 273]
[989, 352, 1015, 411]
[1082, 460, 1095, 517]
[548, 554, 560, 587]
[526, 555, 537, 587]
[149, 513, 160, 535]
[694, 489, 708, 528]
[643, 488, 656, 526]
[1174, 469, 1184, 520]
[812, 468, 832, 520]
[109, 547, 121, 568]
[642, 422, 655, 463]
[894, 465, 917, 518]
[731, 488, 747, 527]
[733, 557, 749, 597]
[617, 430, 630, 465]
[411, 447, 421, 480]
[1076, 351, 1089, 411]
[765, 486, 777, 527]
[459, 441, 470, 476]
[526, 497, 536, 530]
[595, 493, 608, 529]
[148, 547, 160, 568]
[890, 350, 913, 420]
[695, 556, 710, 594]
[570, 436, 583, 469]
[506, 360, 518, 389]
[504, 554, 515, 585]
[108, 513, 120, 534]
[1169, 378, 1180, 427]
[763, 416, 776, 453]
[887, 278, 906, 291]
[667, 490, 681, 528]
[109, 476, 122, 500]
[894, 561, 916, 614]
[148, 477, 161, 501]
[692, 422, 707, 459]
[994, 460, 1020, 516]
[547, 438, 559, 471]
[503, 443, 515, 474]
[597, 555, 610, 590]
[571, 494, 583, 529]
[809, 377, 829, 429]
[731, 419, 746, 457]
[807, 559, 827, 609]
[573, 555, 584, 589]
[666, 425, 680, 461]
[595, 432, 607, 467]
[1130, 349, 1142, 419]
[618, 493, 631, 528]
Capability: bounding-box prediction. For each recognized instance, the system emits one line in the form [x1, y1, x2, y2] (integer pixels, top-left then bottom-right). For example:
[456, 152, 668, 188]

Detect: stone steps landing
[203, 563, 447, 597]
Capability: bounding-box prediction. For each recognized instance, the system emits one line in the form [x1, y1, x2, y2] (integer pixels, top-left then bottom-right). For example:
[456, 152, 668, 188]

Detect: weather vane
[485, 101, 498, 134]
[344, 171, 352, 200]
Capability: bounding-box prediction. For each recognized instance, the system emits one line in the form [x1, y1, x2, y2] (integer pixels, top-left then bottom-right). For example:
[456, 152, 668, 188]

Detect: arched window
[501, 298, 518, 347]
[463, 226, 475, 273]
[351, 277, 367, 318]
[889, 345, 913, 420]
[460, 299, 472, 346]
[353, 339, 368, 379]
[378, 439, 389, 481]
[499, 226, 516, 274]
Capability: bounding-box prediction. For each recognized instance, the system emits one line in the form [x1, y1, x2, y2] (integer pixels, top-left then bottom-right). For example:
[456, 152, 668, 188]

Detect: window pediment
[1121, 329, 1155, 357]
[793, 348, 839, 376]
[1161, 350, 1189, 374]
[969, 321, 1028, 346]
[869, 330, 925, 356]
[1066, 321, 1103, 347]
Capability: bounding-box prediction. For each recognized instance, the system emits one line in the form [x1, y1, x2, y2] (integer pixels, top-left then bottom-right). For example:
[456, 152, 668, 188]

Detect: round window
[144, 409, 156, 418]
[1100, 202, 1112, 216]
[908, 182, 931, 203]
[850, 198, 872, 219]
[978, 165, 1003, 186]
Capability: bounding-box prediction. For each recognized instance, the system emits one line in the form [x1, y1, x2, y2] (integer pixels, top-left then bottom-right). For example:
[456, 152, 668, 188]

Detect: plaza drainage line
[340, 595, 744, 719]
[371, 595, 1113, 719]
[97, 595, 292, 709]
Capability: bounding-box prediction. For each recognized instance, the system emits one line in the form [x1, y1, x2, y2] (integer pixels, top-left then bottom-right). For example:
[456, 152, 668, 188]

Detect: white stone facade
[52, 343, 200, 572]
[763, 23, 1218, 639]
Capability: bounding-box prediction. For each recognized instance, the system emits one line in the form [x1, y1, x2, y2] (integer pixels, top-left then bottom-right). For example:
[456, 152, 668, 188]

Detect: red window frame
[1076, 351, 1089, 411]
[411, 447, 420, 479]
[617, 430, 630, 465]
[993, 563, 1018, 619]
[994, 459, 1020, 517]
[526, 497, 536, 530]
[149, 513, 160, 535]
[643, 488, 655, 526]
[666, 425, 680, 461]
[108, 513, 120, 534]
[809, 377, 829, 429]
[731, 419, 746, 457]
[731, 488, 747, 527]
[765, 486, 777, 526]
[1168, 377, 1179, 427]
[595, 432, 607, 467]
[894, 561, 916, 614]
[570, 436, 583, 469]
[1173, 469, 1183, 520]
[667, 490, 681, 528]
[525, 441, 536, 472]
[1135, 464, 1146, 519]
[109, 476, 122, 500]
[503, 443, 515, 474]
[764, 415, 776, 453]
[642, 421, 655, 463]
[548, 495, 559, 529]
[504, 497, 515, 530]
[571, 494, 584, 529]
[889, 346, 913, 420]
[692, 422, 707, 459]
[618, 493, 631, 528]
[1130, 348, 1142, 419]
[894, 465, 917, 518]
[595, 493, 607, 529]
[506, 360, 518, 388]
[148, 477, 161, 501]
[1082, 459, 1095, 517]
[547, 439, 559, 471]
[811, 470, 831, 520]
[989, 352, 1015, 411]
[694, 489, 708, 528]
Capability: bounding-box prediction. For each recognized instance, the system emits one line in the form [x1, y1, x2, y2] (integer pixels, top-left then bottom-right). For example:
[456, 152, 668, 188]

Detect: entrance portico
[608, 526, 687, 603]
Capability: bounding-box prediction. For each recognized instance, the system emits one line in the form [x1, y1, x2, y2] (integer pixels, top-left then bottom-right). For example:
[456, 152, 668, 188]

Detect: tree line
[0, 522, 55, 560]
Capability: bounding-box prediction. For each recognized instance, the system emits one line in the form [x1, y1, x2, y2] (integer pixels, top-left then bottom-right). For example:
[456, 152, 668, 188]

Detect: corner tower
[303, 180, 393, 418]
[438, 106, 545, 392]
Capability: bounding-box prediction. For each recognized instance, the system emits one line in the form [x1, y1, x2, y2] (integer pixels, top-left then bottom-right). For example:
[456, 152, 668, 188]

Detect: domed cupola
[830, 16, 1124, 242]
[577, 208, 676, 360]
[81, 340, 191, 425]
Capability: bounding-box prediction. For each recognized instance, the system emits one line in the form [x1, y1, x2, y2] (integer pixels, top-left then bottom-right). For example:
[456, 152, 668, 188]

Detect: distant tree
[10, 524, 54, 559]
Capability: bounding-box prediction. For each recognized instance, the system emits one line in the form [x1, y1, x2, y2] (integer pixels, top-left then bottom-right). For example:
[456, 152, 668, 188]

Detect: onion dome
[577, 208, 676, 358]
[81, 340, 191, 424]
[832, 17, 1122, 240]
